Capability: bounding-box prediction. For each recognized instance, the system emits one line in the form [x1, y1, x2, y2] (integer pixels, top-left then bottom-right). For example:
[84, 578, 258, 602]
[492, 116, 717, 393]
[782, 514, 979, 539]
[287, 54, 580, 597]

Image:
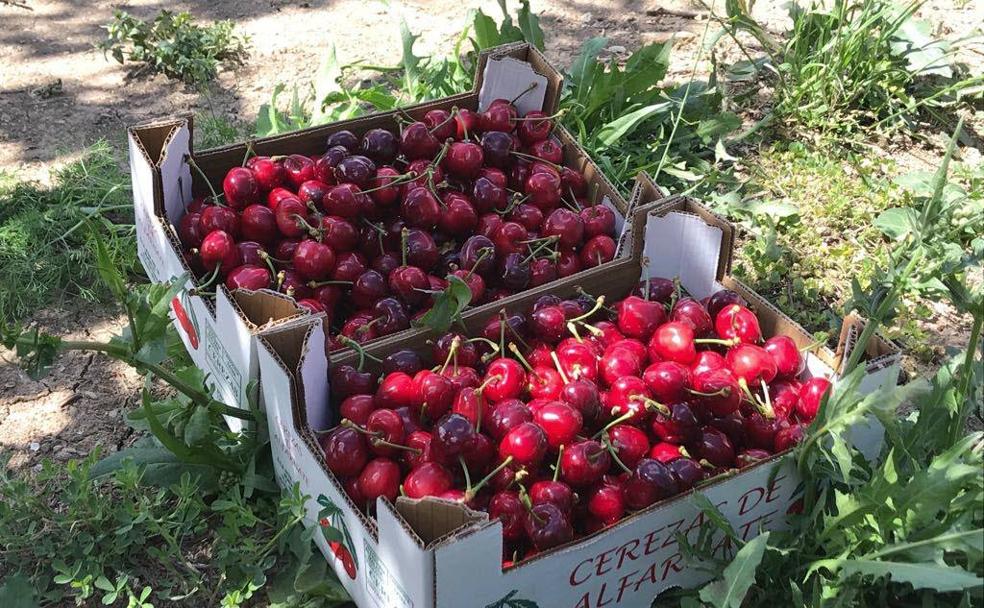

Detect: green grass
[0, 141, 137, 321]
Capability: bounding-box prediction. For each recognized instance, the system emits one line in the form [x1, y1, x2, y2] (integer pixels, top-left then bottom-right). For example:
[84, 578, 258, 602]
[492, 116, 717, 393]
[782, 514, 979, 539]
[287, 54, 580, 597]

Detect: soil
[2, 0, 982, 468]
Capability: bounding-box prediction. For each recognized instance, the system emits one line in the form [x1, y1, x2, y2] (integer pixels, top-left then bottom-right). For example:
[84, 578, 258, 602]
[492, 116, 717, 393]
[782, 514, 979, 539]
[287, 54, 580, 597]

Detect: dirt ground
[1, 0, 982, 469]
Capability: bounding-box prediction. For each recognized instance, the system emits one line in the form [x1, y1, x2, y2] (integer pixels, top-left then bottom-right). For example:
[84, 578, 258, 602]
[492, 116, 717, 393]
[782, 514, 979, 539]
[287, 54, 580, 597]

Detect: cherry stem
[477, 374, 503, 393]
[566, 321, 583, 343]
[466, 456, 514, 500]
[338, 336, 383, 367]
[241, 139, 256, 167]
[523, 237, 558, 264]
[507, 342, 534, 373]
[694, 337, 740, 347]
[458, 455, 473, 492]
[698, 459, 716, 470]
[670, 277, 682, 310]
[438, 336, 462, 375]
[359, 170, 418, 194]
[568, 296, 606, 324]
[595, 410, 635, 438]
[686, 387, 731, 398]
[192, 263, 222, 294]
[465, 247, 492, 280]
[552, 445, 564, 482]
[505, 315, 530, 350]
[513, 108, 565, 122]
[498, 313, 507, 358]
[510, 81, 539, 105]
[373, 439, 421, 454]
[400, 227, 409, 268]
[307, 280, 353, 288]
[184, 154, 224, 207]
[640, 396, 671, 417]
[467, 336, 500, 355]
[758, 379, 776, 419]
[601, 435, 632, 474]
[550, 351, 570, 385]
[679, 445, 692, 459]
[429, 106, 458, 135]
[509, 150, 563, 171]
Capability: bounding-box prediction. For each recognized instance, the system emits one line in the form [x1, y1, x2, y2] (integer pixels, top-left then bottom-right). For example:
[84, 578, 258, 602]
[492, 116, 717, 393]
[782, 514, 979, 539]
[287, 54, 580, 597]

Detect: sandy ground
[1, 0, 982, 468]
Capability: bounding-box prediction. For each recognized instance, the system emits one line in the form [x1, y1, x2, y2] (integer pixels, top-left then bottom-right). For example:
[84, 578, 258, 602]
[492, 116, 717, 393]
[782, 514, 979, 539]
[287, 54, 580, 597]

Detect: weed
[0, 141, 136, 321]
[99, 10, 249, 85]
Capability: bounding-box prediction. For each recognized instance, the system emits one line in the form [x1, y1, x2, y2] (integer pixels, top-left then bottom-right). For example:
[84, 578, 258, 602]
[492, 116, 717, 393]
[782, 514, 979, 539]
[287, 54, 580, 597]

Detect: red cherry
[691, 368, 741, 417]
[454, 109, 480, 139]
[222, 167, 259, 209]
[580, 235, 617, 268]
[517, 110, 553, 145]
[225, 264, 271, 291]
[715, 304, 762, 344]
[530, 480, 575, 516]
[671, 298, 712, 336]
[530, 137, 563, 164]
[438, 195, 478, 236]
[292, 240, 336, 281]
[622, 458, 679, 510]
[489, 491, 526, 542]
[357, 458, 401, 503]
[248, 157, 285, 192]
[400, 121, 440, 160]
[319, 427, 369, 478]
[445, 141, 484, 178]
[692, 350, 727, 376]
[403, 462, 454, 499]
[556, 342, 599, 382]
[401, 187, 442, 230]
[649, 321, 697, 365]
[411, 370, 455, 421]
[559, 440, 611, 487]
[542, 208, 584, 249]
[607, 424, 650, 469]
[743, 412, 781, 451]
[424, 109, 455, 141]
[498, 422, 548, 467]
[529, 258, 558, 287]
[493, 221, 529, 256]
[524, 171, 561, 211]
[529, 306, 567, 343]
[199, 230, 237, 273]
[586, 483, 625, 525]
[616, 296, 667, 341]
[375, 372, 417, 410]
[365, 409, 405, 456]
[388, 266, 429, 306]
[283, 154, 316, 190]
[649, 441, 686, 463]
[484, 358, 527, 403]
[274, 197, 310, 238]
[599, 345, 643, 386]
[726, 343, 778, 388]
[643, 361, 691, 403]
[764, 335, 804, 379]
[769, 379, 802, 420]
[580, 205, 617, 238]
[775, 423, 806, 451]
[534, 401, 583, 451]
[555, 249, 583, 277]
[527, 367, 563, 401]
[340, 394, 375, 425]
[797, 377, 831, 422]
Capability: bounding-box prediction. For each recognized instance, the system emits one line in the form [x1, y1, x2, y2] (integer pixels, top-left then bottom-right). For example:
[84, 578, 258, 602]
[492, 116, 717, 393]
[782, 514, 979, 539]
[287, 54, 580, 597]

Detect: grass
[0, 141, 137, 321]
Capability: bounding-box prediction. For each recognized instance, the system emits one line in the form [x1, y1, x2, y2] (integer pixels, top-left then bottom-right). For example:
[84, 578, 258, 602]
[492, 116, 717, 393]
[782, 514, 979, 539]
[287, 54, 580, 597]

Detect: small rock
[607, 45, 627, 54]
[581, 12, 593, 23]
[29, 442, 40, 452]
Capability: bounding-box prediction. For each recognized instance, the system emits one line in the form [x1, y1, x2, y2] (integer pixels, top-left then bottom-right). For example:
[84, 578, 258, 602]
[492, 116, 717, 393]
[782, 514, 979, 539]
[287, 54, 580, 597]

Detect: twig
[1, 0, 34, 10]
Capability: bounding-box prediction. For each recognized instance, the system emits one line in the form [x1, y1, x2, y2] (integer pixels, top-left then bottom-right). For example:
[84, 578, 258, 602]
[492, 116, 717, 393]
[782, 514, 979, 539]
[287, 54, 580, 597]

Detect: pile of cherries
[318, 278, 831, 564]
[175, 99, 619, 349]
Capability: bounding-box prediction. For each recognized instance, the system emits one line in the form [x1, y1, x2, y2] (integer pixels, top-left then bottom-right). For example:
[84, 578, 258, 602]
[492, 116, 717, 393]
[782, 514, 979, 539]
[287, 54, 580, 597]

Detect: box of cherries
[256, 180, 901, 608]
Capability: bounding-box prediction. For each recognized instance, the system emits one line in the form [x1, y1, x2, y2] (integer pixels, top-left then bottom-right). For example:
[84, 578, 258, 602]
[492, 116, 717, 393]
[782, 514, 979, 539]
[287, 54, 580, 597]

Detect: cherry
[339, 394, 375, 425]
[669, 458, 703, 490]
[726, 344, 778, 386]
[672, 298, 712, 336]
[328, 250, 363, 282]
[649, 441, 687, 463]
[403, 462, 454, 499]
[743, 412, 780, 451]
[530, 137, 564, 165]
[489, 491, 526, 542]
[649, 321, 697, 365]
[368, 166, 401, 207]
[555, 342, 598, 383]
[775, 423, 806, 451]
[351, 270, 388, 308]
[459, 235, 496, 277]
[320, 427, 369, 478]
[239, 204, 278, 244]
[375, 372, 417, 410]
[292, 240, 336, 281]
[432, 333, 478, 368]
[493, 221, 529, 256]
[363, 408, 406, 456]
[736, 449, 771, 469]
[498, 422, 548, 468]
[599, 346, 643, 386]
[473, 177, 508, 213]
[359, 128, 398, 163]
[424, 109, 455, 141]
[324, 183, 365, 219]
[525, 171, 561, 211]
[642, 361, 691, 403]
[607, 424, 650, 469]
[178, 212, 204, 248]
[315, 145, 349, 182]
[706, 288, 746, 319]
[282, 154, 316, 190]
[248, 157, 285, 192]
[580, 205, 616, 238]
[222, 166, 259, 209]
[616, 296, 667, 341]
[431, 413, 475, 460]
[508, 203, 543, 232]
[480, 101, 517, 133]
[560, 440, 611, 487]
[527, 366, 563, 401]
[412, 370, 455, 421]
[543, 208, 584, 249]
[225, 264, 271, 291]
[555, 249, 583, 277]
[274, 197, 310, 238]
[235, 241, 266, 267]
[279, 268, 313, 299]
[372, 297, 410, 336]
[400, 121, 440, 160]
[530, 480, 575, 515]
[326, 130, 359, 151]
[454, 109, 480, 139]
[371, 253, 400, 277]
[650, 402, 701, 445]
[445, 141, 484, 178]
[528, 258, 557, 287]
[534, 401, 583, 451]
[586, 482, 625, 525]
[691, 368, 741, 417]
[439, 195, 478, 236]
[580, 235, 617, 268]
[357, 457, 401, 503]
[692, 350, 727, 376]
[524, 502, 573, 550]
[331, 364, 378, 401]
[529, 306, 567, 343]
[488, 399, 534, 441]
[560, 379, 602, 424]
[403, 229, 438, 270]
[797, 377, 831, 422]
[769, 379, 802, 420]
[388, 265, 429, 306]
[484, 358, 527, 403]
[715, 304, 762, 344]
[623, 458, 680, 510]
[633, 277, 676, 303]
[200, 230, 237, 273]
[480, 131, 515, 168]
[452, 384, 492, 430]
[764, 335, 803, 379]
[200, 205, 241, 238]
[695, 427, 735, 467]
[401, 187, 442, 229]
[517, 110, 552, 145]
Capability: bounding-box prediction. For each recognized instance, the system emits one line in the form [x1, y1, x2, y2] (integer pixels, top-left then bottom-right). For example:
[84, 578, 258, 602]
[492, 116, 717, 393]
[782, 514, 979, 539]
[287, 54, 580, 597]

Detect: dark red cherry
[331, 364, 378, 401]
[764, 335, 804, 379]
[607, 424, 650, 469]
[623, 458, 680, 510]
[695, 427, 735, 467]
[529, 137, 563, 165]
[706, 288, 746, 319]
[319, 427, 369, 478]
[650, 402, 701, 445]
[324, 183, 365, 219]
[292, 240, 336, 281]
[314, 146, 348, 183]
[498, 422, 547, 468]
[403, 462, 454, 499]
[445, 141, 484, 179]
[517, 110, 552, 145]
[401, 187, 442, 229]
[672, 298, 713, 336]
[480, 130, 515, 168]
[524, 171, 561, 211]
[633, 277, 675, 303]
[240, 204, 277, 244]
[616, 296, 667, 341]
[559, 440, 610, 487]
[530, 480, 575, 516]
[357, 457, 401, 503]
[359, 128, 398, 163]
[488, 400, 533, 441]
[400, 121, 440, 160]
[225, 264, 271, 291]
[431, 413, 475, 461]
[580, 235, 616, 268]
[643, 361, 691, 403]
[669, 458, 703, 490]
[283, 154, 316, 190]
[691, 368, 741, 417]
[580, 205, 617, 238]
[326, 130, 359, 151]
[542, 208, 584, 249]
[586, 482, 625, 525]
[424, 109, 455, 141]
[524, 502, 573, 550]
[222, 166, 259, 209]
[775, 423, 806, 451]
[200, 204, 241, 238]
[489, 490, 526, 542]
[388, 265, 429, 306]
[439, 195, 478, 236]
[340, 394, 376, 425]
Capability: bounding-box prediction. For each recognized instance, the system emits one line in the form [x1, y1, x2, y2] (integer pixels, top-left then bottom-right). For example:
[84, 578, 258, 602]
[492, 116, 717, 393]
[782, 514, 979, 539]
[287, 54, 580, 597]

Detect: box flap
[642, 211, 725, 300]
[478, 56, 548, 115]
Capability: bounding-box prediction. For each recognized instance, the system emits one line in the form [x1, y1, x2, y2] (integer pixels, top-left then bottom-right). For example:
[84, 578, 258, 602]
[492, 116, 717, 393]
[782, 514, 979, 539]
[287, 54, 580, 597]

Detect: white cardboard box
[255, 178, 902, 608]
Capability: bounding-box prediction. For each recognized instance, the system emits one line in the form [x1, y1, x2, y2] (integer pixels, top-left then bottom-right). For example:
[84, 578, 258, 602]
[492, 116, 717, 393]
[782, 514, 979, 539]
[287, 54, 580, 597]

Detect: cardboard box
[128, 43, 632, 421]
[255, 174, 901, 607]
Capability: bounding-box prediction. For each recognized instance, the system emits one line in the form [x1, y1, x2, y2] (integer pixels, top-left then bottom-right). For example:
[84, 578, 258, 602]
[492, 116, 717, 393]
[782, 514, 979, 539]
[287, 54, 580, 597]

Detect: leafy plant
[670, 122, 984, 607]
[716, 0, 984, 138]
[0, 141, 136, 321]
[99, 10, 249, 85]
